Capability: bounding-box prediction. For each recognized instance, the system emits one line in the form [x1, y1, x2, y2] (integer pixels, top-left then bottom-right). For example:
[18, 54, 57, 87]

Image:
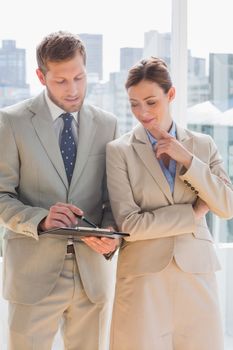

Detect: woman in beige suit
[106, 57, 233, 350]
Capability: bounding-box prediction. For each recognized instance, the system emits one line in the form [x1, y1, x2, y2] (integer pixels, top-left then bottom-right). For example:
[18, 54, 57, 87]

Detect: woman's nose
[141, 108, 151, 117]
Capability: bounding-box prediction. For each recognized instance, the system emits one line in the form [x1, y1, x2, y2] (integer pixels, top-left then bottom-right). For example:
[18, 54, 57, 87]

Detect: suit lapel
[69, 104, 97, 192]
[173, 125, 194, 202]
[30, 92, 69, 189]
[132, 124, 174, 204]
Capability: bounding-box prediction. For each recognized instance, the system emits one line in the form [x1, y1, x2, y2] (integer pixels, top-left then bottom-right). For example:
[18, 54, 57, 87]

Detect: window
[0, 0, 172, 132]
[187, 2, 233, 347]
[1, 1, 233, 349]
[187, 0, 233, 243]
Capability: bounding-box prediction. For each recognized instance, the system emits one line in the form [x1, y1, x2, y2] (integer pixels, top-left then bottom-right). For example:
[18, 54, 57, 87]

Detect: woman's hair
[125, 56, 172, 93]
[36, 31, 86, 74]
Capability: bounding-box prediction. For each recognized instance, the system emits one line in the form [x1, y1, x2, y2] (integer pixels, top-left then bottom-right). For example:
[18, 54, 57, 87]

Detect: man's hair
[125, 56, 172, 93]
[36, 31, 86, 74]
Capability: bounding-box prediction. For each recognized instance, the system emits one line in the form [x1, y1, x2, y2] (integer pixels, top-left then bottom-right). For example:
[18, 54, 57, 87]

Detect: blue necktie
[60, 113, 77, 184]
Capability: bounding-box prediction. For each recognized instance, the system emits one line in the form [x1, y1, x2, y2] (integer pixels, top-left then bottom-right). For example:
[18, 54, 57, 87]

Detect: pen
[69, 201, 98, 228]
[76, 214, 98, 228]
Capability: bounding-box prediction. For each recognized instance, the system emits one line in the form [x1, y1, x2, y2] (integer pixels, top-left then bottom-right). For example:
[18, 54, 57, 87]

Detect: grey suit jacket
[106, 124, 233, 278]
[0, 91, 118, 304]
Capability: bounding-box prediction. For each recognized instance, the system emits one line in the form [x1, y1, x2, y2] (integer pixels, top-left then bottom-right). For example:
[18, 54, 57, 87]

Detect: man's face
[36, 51, 87, 112]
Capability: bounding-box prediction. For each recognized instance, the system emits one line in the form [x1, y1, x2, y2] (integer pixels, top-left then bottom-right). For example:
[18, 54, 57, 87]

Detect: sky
[0, 0, 233, 94]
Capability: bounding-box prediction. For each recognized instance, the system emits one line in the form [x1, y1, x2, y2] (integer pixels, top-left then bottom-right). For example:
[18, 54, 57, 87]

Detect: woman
[106, 57, 233, 350]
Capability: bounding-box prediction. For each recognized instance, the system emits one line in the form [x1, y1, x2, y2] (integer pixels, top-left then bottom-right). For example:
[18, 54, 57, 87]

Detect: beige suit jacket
[0, 92, 118, 305]
[106, 124, 233, 278]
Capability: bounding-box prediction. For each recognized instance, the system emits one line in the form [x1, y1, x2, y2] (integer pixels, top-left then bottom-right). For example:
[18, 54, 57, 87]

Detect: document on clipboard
[40, 226, 130, 239]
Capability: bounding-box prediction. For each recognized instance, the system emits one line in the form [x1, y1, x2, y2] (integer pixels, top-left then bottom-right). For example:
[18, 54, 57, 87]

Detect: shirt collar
[146, 122, 176, 146]
[44, 90, 79, 122]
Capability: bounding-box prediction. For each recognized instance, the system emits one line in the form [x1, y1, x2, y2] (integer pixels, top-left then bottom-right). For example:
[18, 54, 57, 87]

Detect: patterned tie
[60, 113, 77, 184]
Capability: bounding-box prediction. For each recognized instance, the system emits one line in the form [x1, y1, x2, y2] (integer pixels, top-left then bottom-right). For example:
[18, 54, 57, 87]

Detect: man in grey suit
[0, 31, 119, 350]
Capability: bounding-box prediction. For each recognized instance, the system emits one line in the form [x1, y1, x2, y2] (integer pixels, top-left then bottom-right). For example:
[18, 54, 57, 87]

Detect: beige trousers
[110, 259, 224, 350]
[8, 255, 111, 350]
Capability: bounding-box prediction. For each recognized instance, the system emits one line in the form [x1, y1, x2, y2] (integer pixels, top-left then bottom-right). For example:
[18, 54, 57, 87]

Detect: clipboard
[40, 226, 130, 239]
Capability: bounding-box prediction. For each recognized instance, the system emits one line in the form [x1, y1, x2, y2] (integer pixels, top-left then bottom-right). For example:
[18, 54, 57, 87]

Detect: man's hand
[81, 226, 120, 254]
[81, 236, 120, 255]
[193, 198, 209, 220]
[39, 202, 83, 231]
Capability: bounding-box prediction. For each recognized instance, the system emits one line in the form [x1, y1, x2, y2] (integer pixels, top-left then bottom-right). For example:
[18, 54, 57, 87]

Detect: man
[0, 31, 119, 350]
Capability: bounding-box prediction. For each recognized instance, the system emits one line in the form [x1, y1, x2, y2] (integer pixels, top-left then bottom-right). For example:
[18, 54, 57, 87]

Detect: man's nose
[66, 81, 77, 95]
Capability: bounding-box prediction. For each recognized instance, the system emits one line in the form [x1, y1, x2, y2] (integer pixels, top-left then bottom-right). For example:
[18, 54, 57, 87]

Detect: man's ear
[36, 68, 46, 86]
[168, 86, 176, 102]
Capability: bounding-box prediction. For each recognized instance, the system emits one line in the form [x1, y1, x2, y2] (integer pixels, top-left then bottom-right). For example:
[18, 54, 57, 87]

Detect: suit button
[187, 183, 191, 187]
[191, 187, 195, 191]
[195, 190, 199, 194]
[184, 180, 188, 184]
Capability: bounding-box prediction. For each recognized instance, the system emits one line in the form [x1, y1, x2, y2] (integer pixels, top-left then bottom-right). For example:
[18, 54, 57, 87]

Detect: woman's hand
[193, 198, 209, 220]
[152, 125, 193, 169]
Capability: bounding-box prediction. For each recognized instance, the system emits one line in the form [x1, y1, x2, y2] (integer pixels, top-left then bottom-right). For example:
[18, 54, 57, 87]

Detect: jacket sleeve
[0, 113, 48, 240]
[106, 142, 196, 242]
[179, 135, 233, 219]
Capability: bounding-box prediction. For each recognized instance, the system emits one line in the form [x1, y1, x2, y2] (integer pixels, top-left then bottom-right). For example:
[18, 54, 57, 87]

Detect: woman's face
[127, 79, 175, 132]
